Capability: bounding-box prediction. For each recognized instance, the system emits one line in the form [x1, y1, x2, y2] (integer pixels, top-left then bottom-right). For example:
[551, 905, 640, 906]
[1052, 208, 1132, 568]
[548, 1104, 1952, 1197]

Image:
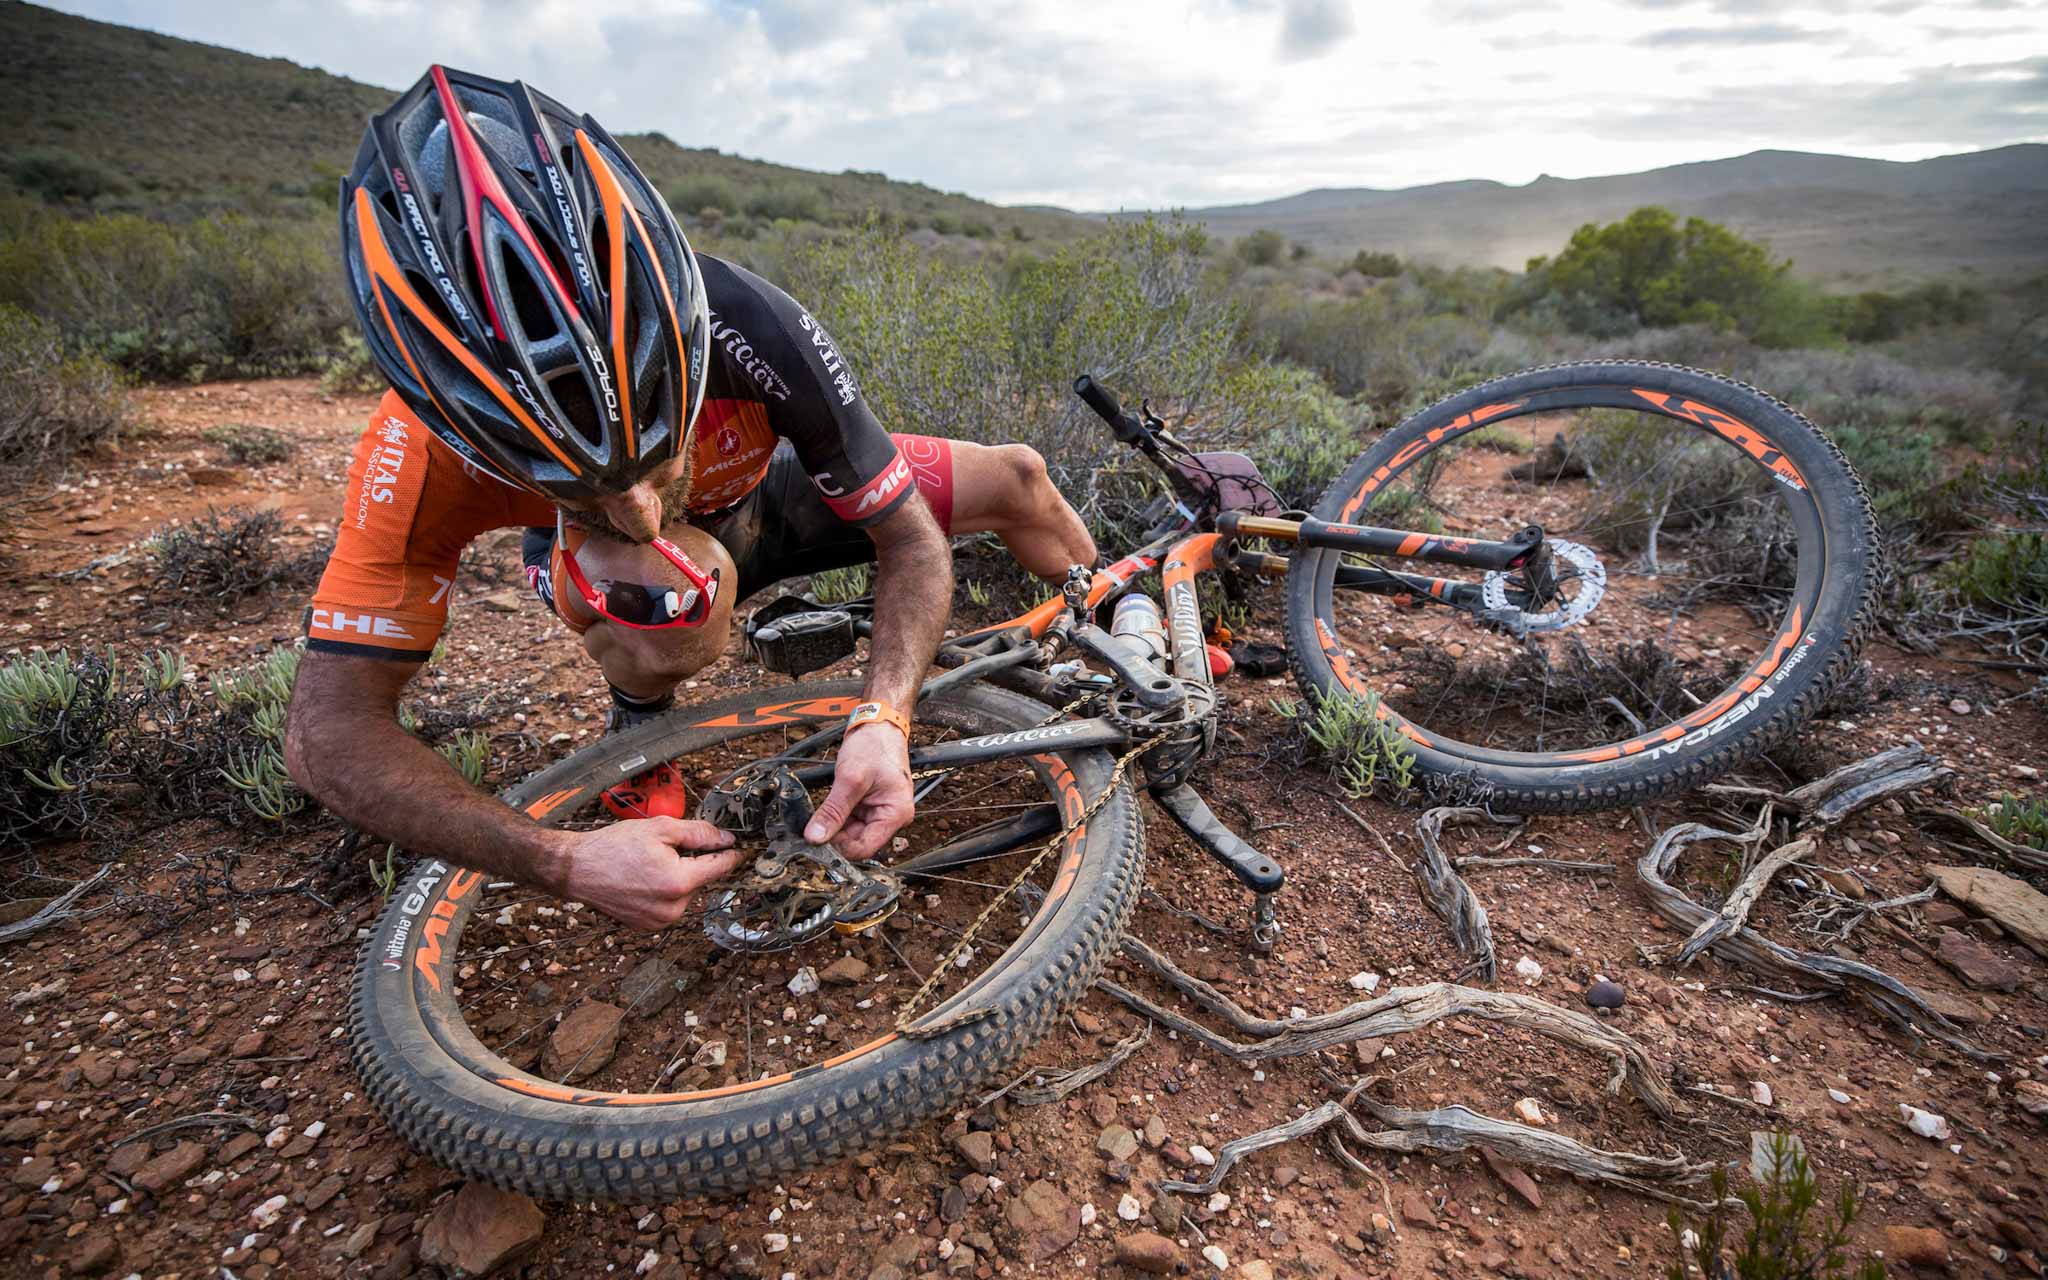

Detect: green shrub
[1666, 1131, 1884, 1280]
[1274, 688, 1416, 798]
[809, 565, 871, 604]
[1350, 249, 1402, 278]
[0, 302, 125, 475]
[667, 174, 742, 219]
[1238, 229, 1286, 267]
[318, 331, 384, 394]
[210, 646, 304, 822]
[745, 182, 830, 224]
[0, 208, 350, 379]
[1983, 793, 2048, 848]
[205, 423, 292, 464]
[7, 146, 128, 202]
[1943, 531, 2048, 613]
[0, 648, 123, 845]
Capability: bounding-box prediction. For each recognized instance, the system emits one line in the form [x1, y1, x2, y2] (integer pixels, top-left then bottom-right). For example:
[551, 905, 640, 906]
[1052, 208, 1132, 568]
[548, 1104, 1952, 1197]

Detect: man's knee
[993, 443, 1056, 520]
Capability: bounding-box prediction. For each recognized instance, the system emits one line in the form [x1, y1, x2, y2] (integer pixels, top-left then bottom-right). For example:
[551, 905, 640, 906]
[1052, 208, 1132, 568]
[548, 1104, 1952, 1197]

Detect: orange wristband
[846, 700, 910, 738]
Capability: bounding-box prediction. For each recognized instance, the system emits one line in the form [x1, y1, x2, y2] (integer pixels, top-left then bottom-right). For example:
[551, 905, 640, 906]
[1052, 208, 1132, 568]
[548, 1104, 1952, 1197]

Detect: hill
[1133, 146, 2048, 285]
[0, 0, 1084, 239]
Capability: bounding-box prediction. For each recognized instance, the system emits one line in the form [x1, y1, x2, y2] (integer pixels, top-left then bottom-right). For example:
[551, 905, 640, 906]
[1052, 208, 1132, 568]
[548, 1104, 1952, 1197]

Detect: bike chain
[891, 689, 1148, 1035]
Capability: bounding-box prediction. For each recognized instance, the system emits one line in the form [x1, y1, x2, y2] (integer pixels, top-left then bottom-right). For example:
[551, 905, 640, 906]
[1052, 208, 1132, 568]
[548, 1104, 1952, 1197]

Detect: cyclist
[283, 66, 1096, 930]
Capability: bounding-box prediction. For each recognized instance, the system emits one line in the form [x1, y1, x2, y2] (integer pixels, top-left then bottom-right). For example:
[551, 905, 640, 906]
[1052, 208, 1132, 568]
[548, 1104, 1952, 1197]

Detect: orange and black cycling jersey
[305, 255, 914, 663]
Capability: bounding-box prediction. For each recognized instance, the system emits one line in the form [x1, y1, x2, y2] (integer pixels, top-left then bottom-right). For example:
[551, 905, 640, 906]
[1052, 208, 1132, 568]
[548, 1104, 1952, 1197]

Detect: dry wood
[980, 1021, 1150, 1107]
[1917, 805, 2048, 873]
[1783, 745, 1952, 828]
[1634, 816, 1994, 1060]
[1453, 855, 1610, 874]
[1656, 835, 1814, 968]
[0, 865, 113, 946]
[1105, 933, 1679, 1116]
[1158, 1082, 1720, 1209]
[1414, 807, 1511, 983]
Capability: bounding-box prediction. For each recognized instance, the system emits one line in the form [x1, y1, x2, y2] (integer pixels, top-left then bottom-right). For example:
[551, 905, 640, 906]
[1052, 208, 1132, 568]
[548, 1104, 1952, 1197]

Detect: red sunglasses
[555, 512, 721, 629]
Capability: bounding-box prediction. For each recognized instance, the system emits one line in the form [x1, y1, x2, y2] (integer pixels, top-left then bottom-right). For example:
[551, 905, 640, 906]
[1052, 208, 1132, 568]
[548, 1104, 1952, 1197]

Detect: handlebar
[1073, 374, 1150, 449]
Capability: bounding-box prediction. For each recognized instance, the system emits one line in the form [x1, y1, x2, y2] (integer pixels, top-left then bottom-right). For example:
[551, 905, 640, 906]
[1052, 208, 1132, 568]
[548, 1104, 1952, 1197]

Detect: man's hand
[804, 722, 913, 860]
[551, 818, 742, 931]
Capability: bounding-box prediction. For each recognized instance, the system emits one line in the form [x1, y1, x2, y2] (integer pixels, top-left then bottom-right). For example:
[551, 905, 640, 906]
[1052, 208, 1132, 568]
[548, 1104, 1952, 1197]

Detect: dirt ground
[2, 377, 2045, 1280]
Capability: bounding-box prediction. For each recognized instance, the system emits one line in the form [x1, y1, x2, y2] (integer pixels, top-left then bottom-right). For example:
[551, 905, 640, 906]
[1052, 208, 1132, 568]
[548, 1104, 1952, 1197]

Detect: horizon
[38, 0, 2048, 212]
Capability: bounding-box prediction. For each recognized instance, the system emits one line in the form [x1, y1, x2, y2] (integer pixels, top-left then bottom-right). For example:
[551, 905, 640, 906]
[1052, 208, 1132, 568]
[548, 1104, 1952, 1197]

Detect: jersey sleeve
[304, 393, 529, 662]
[717, 262, 914, 528]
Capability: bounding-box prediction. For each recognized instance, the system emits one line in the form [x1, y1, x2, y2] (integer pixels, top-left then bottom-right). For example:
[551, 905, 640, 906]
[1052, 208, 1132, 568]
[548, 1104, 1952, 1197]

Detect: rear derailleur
[697, 769, 901, 953]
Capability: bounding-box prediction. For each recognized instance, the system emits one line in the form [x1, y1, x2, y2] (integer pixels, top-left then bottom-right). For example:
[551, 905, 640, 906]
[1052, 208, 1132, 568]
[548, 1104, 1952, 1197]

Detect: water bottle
[1111, 593, 1169, 666]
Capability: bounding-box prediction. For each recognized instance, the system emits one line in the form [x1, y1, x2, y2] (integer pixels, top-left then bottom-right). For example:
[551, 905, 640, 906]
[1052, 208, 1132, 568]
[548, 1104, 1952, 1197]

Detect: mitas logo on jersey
[354, 418, 412, 530]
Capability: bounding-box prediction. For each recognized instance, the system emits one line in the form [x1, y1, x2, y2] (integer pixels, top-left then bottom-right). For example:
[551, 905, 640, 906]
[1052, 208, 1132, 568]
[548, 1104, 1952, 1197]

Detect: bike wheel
[1285, 360, 1876, 812]
[350, 679, 1143, 1200]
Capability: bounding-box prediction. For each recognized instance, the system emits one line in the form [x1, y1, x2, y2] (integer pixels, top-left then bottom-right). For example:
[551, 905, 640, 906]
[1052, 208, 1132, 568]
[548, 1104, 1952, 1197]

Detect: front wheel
[1285, 359, 1876, 813]
[350, 679, 1143, 1201]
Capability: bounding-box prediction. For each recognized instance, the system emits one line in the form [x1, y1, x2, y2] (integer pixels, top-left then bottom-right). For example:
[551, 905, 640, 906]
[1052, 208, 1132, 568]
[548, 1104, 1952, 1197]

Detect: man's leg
[909, 437, 1095, 580]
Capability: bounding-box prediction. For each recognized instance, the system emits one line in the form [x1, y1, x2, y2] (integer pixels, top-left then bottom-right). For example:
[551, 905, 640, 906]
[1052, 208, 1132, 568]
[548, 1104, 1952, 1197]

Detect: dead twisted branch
[0, 865, 114, 946]
[981, 1021, 1150, 1107]
[1413, 807, 1514, 983]
[1917, 805, 2048, 874]
[1634, 813, 1995, 1061]
[1105, 933, 1680, 1117]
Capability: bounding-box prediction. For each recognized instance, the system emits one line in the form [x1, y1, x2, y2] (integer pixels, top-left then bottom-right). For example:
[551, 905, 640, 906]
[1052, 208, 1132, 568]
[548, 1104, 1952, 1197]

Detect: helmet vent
[587, 216, 613, 299]
[549, 375, 604, 449]
[500, 243, 558, 341]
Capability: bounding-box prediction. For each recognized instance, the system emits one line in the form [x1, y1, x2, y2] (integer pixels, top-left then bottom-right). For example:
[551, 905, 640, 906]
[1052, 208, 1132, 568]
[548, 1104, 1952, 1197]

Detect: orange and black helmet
[340, 66, 709, 500]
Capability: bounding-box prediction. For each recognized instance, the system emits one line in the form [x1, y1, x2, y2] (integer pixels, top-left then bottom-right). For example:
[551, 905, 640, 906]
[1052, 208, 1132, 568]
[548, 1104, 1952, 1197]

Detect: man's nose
[596, 482, 662, 542]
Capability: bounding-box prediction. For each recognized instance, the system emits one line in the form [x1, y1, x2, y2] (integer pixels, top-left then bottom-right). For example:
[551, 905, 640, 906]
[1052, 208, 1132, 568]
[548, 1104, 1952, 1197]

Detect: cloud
[1635, 22, 1828, 46]
[1278, 0, 1355, 60]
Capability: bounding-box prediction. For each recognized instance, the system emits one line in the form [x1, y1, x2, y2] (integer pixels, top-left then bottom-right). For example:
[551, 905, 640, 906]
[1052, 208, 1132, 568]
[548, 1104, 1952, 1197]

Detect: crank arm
[1071, 623, 1182, 709]
[1150, 783, 1284, 894]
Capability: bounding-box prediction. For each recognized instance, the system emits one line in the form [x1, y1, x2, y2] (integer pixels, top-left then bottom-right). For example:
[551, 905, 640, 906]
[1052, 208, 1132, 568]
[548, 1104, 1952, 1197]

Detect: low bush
[145, 506, 330, 604]
[8, 146, 128, 203]
[0, 648, 124, 845]
[1274, 688, 1417, 798]
[205, 423, 292, 464]
[1983, 793, 2048, 849]
[1943, 531, 2048, 614]
[1665, 1131, 1884, 1280]
[0, 303, 125, 477]
[1238, 229, 1286, 267]
[0, 207, 351, 380]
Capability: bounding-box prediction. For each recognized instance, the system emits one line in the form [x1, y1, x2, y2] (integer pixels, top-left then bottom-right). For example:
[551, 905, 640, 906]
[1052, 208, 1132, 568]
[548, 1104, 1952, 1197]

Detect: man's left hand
[804, 722, 912, 860]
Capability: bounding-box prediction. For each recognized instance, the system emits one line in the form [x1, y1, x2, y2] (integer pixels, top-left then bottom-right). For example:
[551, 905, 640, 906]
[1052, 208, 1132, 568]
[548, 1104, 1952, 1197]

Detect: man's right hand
[551, 818, 742, 931]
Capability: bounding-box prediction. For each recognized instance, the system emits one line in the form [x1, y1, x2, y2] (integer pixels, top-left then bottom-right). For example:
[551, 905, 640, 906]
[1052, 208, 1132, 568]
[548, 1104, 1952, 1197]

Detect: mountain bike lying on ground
[353, 360, 1875, 1200]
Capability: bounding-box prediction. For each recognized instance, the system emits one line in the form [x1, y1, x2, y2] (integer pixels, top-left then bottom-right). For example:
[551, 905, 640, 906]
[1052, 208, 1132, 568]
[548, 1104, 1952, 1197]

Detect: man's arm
[802, 494, 951, 857]
[283, 650, 740, 929]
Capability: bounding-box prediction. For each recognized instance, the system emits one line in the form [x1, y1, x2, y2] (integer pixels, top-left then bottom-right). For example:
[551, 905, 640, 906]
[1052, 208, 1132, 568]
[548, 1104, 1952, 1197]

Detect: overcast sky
[47, 0, 2048, 210]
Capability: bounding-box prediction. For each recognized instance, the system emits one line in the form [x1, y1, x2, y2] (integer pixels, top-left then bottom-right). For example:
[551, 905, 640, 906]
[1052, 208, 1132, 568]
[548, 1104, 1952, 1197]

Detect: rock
[1948, 698, 1971, 716]
[1142, 1114, 1168, 1148]
[1935, 930, 2023, 991]
[1827, 1088, 1853, 1105]
[2014, 1078, 2048, 1117]
[1347, 972, 1380, 993]
[186, 466, 238, 486]
[954, 1130, 996, 1174]
[1917, 987, 1988, 1025]
[1073, 1009, 1105, 1034]
[12, 1155, 56, 1190]
[419, 1182, 546, 1277]
[252, 1193, 289, 1227]
[940, 1186, 966, 1223]
[1750, 1082, 1774, 1107]
[616, 957, 687, 1017]
[1899, 1105, 1951, 1140]
[542, 1002, 625, 1081]
[1153, 1193, 1182, 1232]
[474, 592, 524, 614]
[820, 956, 871, 986]
[133, 1141, 208, 1193]
[1096, 1125, 1139, 1161]
[1479, 1146, 1542, 1210]
[1087, 1094, 1118, 1128]
[1512, 1098, 1546, 1126]
[1117, 1193, 1141, 1221]
[1928, 866, 2048, 957]
[1882, 1225, 1948, 1268]
[1513, 956, 1543, 984]
[1005, 1180, 1079, 1262]
[67, 1232, 118, 1276]
[787, 967, 820, 996]
[1815, 868, 1865, 900]
[1584, 980, 1625, 1010]
[1188, 1144, 1216, 1166]
[1201, 1244, 1229, 1271]
[1400, 1192, 1437, 1228]
[691, 1040, 727, 1068]
[305, 1174, 346, 1211]
[231, 1030, 270, 1058]
[1114, 1232, 1178, 1274]
[764, 1233, 789, 1254]
[1238, 1263, 1275, 1280]
[1750, 1131, 1807, 1183]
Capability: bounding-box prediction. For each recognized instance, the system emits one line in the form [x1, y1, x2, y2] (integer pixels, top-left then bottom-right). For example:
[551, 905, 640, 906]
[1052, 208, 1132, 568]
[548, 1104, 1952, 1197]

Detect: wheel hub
[1481, 539, 1606, 631]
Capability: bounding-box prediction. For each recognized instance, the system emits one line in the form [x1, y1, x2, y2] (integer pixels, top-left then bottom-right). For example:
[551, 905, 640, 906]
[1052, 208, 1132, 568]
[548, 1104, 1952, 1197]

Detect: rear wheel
[1284, 360, 1876, 812]
[350, 679, 1143, 1200]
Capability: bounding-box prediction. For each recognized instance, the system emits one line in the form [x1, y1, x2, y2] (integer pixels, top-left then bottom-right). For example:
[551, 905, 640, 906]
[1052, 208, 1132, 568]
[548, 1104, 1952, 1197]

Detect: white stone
[1750, 1082, 1773, 1107]
[1347, 972, 1381, 993]
[1827, 1089, 1852, 1105]
[1513, 1097, 1546, 1125]
[251, 1195, 289, 1227]
[787, 968, 819, 997]
[1190, 1144, 1216, 1166]
[1079, 1202, 1097, 1226]
[1202, 1244, 1230, 1271]
[1514, 956, 1544, 985]
[1207, 1192, 1230, 1212]
[764, 1232, 790, 1254]
[1117, 1194, 1142, 1222]
[636, 1249, 660, 1275]
[1899, 1105, 1950, 1140]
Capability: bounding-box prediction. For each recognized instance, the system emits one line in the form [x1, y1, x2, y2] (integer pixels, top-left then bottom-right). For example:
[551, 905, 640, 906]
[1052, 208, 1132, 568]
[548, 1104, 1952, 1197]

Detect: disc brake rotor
[1481, 539, 1606, 632]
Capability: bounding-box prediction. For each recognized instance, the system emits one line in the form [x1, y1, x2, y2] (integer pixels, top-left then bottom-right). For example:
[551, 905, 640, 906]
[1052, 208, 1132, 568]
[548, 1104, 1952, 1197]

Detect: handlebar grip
[1073, 374, 1123, 426]
[1074, 374, 1149, 446]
